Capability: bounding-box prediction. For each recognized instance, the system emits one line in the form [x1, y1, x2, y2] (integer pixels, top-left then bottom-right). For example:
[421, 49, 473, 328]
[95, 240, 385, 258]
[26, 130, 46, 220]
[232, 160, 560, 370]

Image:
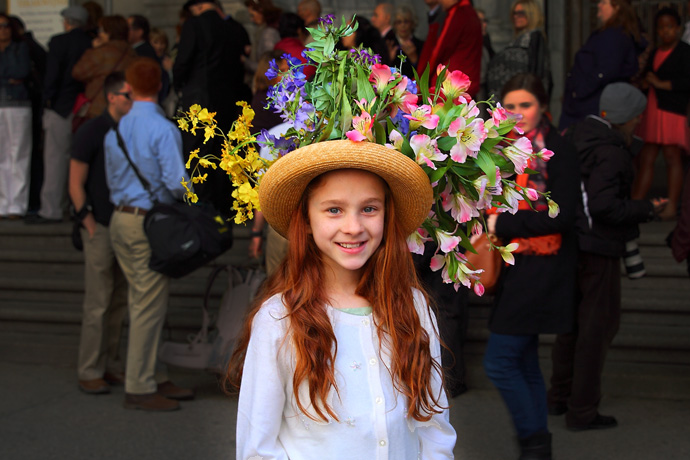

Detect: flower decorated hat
[176, 16, 559, 294]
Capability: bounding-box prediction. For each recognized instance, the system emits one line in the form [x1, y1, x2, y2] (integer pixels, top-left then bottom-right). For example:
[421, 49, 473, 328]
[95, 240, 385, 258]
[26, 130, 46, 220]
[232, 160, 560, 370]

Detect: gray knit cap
[599, 83, 647, 124]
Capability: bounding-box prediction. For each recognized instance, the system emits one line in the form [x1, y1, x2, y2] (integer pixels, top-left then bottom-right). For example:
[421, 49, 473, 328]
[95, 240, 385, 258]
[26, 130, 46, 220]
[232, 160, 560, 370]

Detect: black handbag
[114, 126, 233, 278]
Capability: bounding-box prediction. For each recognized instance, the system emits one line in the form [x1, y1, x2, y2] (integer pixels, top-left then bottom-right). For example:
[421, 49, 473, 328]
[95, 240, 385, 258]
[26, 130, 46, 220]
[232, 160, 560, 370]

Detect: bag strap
[114, 124, 156, 203]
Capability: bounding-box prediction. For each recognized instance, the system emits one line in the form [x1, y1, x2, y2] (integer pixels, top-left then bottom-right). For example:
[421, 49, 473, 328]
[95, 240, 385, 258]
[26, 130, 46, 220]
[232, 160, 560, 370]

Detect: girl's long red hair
[225, 176, 445, 422]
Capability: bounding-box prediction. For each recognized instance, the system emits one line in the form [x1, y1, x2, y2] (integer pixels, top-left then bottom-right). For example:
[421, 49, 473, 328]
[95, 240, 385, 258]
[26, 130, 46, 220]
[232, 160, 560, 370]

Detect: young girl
[484, 73, 580, 459]
[227, 140, 456, 459]
[633, 7, 690, 220]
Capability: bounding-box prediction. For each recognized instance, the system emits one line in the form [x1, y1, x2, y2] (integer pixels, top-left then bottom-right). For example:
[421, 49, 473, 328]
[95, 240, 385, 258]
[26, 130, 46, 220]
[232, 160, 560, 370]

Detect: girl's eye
[327, 207, 340, 214]
[519, 102, 533, 109]
[505, 104, 516, 110]
[363, 206, 376, 213]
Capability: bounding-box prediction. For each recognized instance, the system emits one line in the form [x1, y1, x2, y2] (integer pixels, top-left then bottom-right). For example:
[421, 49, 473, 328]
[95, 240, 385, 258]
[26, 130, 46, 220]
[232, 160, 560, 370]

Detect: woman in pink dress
[633, 7, 690, 220]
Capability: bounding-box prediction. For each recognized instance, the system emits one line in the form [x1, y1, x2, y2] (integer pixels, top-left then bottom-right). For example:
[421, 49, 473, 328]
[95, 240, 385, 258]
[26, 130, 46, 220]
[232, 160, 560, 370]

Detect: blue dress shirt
[105, 101, 189, 209]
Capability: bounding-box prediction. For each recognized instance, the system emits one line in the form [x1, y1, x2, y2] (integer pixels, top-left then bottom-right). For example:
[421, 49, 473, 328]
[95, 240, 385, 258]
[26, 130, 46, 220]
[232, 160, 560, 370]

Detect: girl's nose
[342, 213, 364, 234]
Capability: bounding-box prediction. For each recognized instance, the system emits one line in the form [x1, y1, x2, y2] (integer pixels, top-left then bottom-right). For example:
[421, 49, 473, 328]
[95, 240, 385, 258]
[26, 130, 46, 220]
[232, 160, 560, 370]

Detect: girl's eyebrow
[319, 197, 384, 206]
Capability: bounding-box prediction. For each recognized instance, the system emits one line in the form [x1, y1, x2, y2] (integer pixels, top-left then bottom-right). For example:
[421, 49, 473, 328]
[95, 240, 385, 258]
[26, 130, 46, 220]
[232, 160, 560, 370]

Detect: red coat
[417, 0, 482, 97]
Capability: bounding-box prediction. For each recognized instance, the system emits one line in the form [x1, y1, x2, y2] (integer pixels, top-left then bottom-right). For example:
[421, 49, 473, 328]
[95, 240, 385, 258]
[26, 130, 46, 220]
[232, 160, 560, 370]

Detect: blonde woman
[487, 0, 552, 100]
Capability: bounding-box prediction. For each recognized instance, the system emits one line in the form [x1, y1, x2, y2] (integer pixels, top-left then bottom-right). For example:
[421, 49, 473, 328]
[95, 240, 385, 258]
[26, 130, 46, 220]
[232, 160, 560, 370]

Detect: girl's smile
[308, 169, 386, 280]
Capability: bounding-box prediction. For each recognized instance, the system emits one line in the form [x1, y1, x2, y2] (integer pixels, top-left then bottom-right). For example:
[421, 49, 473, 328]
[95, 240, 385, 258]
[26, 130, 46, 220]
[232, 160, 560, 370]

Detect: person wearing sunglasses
[69, 71, 132, 396]
[486, 0, 552, 101]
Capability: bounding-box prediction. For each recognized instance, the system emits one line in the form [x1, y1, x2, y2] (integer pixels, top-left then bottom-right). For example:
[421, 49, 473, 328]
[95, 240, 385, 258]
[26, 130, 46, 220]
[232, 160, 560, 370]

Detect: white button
[361, 319, 370, 326]
[369, 358, 377, 365]
[375, 397, 383, 404]
[598, 73, 603, 78]
[379, 440, 387, 446]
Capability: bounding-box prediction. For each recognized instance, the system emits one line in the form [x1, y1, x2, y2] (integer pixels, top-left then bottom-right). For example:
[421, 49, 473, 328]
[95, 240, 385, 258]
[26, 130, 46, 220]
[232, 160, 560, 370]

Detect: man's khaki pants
[78, 223, 128, 380]
[109, 211, 169, 394]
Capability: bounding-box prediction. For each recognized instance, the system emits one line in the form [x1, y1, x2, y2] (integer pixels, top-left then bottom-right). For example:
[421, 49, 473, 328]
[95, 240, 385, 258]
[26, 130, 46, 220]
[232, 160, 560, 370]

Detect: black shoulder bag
[114, 125, 233, 278]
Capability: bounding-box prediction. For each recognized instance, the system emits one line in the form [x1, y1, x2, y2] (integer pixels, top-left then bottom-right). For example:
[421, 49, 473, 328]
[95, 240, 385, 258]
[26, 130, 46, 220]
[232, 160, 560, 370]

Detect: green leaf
[323, 34, 335, 57]
[450, 164, 479, 177]
[356, 66, 376, 101]
[340, 91, 353, 134]
[476, 150, 497, 185]
[481, 136, 502, 151]
[400, 135, 415, 160]
[523, 167, 539, 175]
[374, 120, 386, 145]
[437, 136, 457, 152]
[496, 123, 517, 136]
[428, 166, 447, 184]
[418, 64, 430, 101]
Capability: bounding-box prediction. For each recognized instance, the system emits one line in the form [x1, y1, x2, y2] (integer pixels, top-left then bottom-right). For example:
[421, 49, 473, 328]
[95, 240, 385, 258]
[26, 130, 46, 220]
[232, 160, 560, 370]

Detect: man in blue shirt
[105, 57, 191, 411]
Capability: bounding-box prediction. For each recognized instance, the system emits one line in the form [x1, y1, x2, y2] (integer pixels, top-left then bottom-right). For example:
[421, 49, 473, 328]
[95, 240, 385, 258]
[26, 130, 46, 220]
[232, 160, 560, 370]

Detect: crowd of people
[1, 0, 690, 459]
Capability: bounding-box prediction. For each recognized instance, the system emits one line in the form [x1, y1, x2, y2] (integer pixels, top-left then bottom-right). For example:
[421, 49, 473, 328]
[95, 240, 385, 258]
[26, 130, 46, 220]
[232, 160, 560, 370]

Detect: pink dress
[637, 47, 690, 152]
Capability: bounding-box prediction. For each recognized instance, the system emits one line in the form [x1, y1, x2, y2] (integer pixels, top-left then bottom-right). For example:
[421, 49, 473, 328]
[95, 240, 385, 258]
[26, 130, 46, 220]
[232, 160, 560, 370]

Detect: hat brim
[258, 140, 433, 238]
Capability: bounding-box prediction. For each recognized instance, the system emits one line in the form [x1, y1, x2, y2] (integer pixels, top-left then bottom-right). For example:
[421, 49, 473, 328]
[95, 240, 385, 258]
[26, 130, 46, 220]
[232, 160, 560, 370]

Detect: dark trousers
[548, 251, 621, 426]
[414, 248, 468, 393]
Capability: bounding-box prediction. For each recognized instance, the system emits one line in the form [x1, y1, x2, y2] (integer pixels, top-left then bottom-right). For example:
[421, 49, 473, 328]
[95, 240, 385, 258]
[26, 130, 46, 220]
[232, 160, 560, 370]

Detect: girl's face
[512, 4, 528, 32]
[597, 0, 618, 24]
[308, 169, 386, 279]
[503, 89, 544, 133]
[657, 15, 680, 47]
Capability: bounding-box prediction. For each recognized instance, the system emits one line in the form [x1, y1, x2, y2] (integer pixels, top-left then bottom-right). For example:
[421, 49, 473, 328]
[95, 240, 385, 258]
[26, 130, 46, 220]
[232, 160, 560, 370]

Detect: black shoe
[518, 432, 552, 460]
[547, 403, 567, 416]
[25, 215, 62, 224]
[567, 414, 618, 432]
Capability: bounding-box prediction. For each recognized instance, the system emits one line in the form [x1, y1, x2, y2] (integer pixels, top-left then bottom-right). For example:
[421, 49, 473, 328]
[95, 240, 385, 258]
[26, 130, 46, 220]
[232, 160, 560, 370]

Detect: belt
[115, 205, 148, 216]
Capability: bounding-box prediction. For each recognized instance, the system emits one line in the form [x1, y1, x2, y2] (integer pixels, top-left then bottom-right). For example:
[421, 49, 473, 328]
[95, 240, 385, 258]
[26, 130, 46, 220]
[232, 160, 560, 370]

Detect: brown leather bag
[466, 233, 502, 295]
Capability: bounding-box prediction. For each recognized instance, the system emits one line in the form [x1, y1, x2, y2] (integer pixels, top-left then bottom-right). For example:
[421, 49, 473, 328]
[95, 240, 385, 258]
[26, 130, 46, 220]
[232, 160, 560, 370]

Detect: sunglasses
[114, 91, 131, 100]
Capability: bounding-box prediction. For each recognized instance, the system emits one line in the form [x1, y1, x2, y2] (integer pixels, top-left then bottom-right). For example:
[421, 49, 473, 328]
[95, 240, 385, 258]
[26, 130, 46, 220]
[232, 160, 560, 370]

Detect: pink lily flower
[473, 176, 493, 210]
[389, 76, 418, 117]
[488, 103, 508, 126]
[473, 281, 485, 297]
[441, 184, 479, 223]
[407, 229, 431, 255]
[404, 103, 440, 130]
[429, 254, 446, 272]
[369, 64, 394, 94]
[499, 242, 520, 265]
[387, 129, 404, 151]
[435, 229, 461, 253]
[537, 148, 554, 161]
[346, 102, 375, 142]
[524, 187, 539, 201]
[448, 116, 487, 163]
[503, 137, 533, 174]
[470, 220, 483, 236]
[461, 99, 481, 119]
[410, 134, 447, 169]
[499, 186, 523, 214]
[439, 68, 471, 103]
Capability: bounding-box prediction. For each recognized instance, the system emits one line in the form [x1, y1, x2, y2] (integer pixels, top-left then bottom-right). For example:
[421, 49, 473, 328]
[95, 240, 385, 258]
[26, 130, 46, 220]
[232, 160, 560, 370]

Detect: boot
[518, 432, 552, 460]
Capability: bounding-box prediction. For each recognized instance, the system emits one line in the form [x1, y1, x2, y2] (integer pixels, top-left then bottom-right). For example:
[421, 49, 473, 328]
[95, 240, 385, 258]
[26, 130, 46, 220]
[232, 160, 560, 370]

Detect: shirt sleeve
[236, 301, 290, 460]
[413, 291, 457, 460]
[155, 126, 188, 200]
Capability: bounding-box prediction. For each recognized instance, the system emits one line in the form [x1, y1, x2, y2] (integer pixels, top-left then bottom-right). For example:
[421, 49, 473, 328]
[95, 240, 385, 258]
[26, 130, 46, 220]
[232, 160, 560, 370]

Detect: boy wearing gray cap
[547, 83, 667, 432]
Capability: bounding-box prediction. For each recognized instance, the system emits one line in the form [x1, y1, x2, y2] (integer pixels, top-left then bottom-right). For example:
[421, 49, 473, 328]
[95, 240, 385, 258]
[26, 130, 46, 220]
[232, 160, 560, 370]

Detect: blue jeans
[484, 333, 548, 439]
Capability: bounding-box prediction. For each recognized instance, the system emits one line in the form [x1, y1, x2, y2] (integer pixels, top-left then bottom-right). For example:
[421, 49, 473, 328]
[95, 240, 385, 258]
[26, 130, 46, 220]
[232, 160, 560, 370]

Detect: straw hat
[259, 140, 433, 238]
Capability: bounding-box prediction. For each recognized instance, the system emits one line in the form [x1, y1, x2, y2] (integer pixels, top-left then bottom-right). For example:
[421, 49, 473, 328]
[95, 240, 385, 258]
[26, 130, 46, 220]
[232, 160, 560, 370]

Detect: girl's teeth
[339, 243, 361, 249]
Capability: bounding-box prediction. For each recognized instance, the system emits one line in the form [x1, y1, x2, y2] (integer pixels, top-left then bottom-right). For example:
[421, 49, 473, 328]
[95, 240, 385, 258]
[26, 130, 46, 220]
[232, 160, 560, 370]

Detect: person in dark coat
[559, 0, 644, 130]
[26, 6, 92, 224]
[548, 83, 666, 432]
[127, 15, 168, 104]
[370, 3, 399, 67]
[173, 0, 248, 215]
[483, 74, 580, 460]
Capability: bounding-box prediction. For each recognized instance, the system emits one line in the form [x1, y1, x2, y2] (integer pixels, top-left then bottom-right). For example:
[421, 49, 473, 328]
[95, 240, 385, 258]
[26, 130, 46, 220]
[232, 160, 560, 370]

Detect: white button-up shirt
[236, 291, 456, 460]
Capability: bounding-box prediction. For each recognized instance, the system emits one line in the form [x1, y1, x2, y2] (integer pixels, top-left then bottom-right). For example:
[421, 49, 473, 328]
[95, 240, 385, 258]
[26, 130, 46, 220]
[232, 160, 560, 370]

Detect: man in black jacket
[173, 0, 248, 215]
[547, 83, 667, 432]
[27, 6, 91, 224]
